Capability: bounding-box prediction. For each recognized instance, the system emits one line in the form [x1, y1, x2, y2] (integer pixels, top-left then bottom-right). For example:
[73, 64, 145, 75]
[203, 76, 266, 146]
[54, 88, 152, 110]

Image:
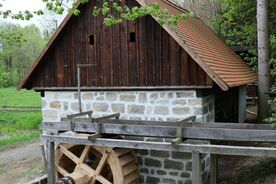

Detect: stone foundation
[42, 90, 215, 184]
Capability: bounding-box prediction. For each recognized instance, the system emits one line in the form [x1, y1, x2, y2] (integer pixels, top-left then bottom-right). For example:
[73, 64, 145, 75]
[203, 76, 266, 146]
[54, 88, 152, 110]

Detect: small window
[129, 32, 136, 43]
[89, 35, 94, 45]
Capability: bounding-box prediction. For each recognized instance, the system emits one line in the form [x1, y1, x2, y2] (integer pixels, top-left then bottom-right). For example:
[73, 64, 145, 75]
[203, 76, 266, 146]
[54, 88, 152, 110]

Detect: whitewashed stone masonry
[42, 90, 215, 184]
[42, 90, 215, 123]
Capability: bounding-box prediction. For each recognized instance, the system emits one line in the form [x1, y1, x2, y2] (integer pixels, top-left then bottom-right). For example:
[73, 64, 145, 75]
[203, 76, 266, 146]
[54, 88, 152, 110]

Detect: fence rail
[0, 105, 41, 113]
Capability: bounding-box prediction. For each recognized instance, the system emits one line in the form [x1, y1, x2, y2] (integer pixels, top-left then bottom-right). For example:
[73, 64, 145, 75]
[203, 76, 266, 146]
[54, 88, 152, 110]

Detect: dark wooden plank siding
[26, 0, 212, 89]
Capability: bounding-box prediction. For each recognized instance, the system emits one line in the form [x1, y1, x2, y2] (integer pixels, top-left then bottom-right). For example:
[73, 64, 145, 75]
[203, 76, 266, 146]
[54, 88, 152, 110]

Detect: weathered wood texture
[42, 119, 276, 142]
[192, 152, 202, 184]
[46, 141, 55, 184]
[24, 0, 212, 90]
[41, 134, 276, 158]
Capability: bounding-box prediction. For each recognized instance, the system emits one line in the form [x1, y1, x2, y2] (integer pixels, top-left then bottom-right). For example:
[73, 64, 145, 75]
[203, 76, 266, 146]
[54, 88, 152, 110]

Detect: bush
[0, 71, 10, 87]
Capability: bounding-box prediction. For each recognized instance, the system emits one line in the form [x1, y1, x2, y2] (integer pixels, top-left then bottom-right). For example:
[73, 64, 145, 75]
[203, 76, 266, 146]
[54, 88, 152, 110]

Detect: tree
[0, 23, 46, 86]
[212, 0, 276, 122]
[257, 0, 271, 121]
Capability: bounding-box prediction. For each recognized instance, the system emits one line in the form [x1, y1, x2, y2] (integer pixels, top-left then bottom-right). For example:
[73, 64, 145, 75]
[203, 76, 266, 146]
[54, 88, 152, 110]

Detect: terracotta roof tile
[145, 0, 257, 89]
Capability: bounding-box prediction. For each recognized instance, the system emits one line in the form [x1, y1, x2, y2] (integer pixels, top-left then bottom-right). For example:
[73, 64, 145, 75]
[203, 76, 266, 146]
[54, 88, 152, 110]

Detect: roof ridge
[160, 0, 189, 13]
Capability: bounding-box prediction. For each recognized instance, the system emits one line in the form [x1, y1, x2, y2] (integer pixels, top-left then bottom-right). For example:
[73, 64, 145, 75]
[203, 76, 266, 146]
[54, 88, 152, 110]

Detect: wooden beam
[46, 140, 55, 184]
[43, 119, 275, 130]
[192, 152, 202, 184]
[67, 111, 93, 119]
[42, 121, 276, 142]
[41, 134, 276, 157]
[210, 154, 218, 184]
[32, 85, 213, 91]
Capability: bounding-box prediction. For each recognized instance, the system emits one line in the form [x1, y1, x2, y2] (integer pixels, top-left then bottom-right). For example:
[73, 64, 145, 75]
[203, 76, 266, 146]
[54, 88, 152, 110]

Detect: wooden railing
[0, 105, 41, 113]
[41, 112, 276, 184]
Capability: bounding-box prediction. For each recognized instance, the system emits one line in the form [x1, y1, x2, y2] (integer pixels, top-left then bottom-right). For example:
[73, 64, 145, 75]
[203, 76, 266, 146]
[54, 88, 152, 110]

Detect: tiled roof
[143, 0, 257, 90]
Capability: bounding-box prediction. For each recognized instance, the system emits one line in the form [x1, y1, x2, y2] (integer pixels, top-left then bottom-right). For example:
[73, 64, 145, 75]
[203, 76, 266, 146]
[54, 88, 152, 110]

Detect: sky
[0, 0, 65, 29]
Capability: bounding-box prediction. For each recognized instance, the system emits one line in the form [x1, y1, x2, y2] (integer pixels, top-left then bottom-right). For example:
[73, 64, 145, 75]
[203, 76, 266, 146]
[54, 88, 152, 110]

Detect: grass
[0, 87, 41, 150]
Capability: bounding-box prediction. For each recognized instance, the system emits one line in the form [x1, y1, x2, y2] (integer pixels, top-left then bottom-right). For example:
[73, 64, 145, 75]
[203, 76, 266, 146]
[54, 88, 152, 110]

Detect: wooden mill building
[19, 0, 256, 183]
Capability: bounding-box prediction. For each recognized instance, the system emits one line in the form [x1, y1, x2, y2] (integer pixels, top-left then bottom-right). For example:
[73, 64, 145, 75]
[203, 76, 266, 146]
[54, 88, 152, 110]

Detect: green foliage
[0, 0, 194, 26]
[0, 23, 46, 86]
[213, 0, 257, 46]
[0, 70, 9, 87]
[266, 35, 276, 124]
[94, 1, 195, 26]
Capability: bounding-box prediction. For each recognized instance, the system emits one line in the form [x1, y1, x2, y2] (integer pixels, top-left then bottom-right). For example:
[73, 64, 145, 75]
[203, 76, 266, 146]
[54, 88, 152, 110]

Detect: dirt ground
[0, 141, 44, 184]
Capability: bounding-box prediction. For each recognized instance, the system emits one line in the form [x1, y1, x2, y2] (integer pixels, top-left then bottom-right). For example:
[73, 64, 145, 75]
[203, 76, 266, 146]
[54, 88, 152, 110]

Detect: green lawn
[0, 87, 42, 150]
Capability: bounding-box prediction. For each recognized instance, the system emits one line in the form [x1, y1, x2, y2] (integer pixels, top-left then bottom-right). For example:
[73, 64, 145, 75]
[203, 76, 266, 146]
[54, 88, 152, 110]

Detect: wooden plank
[121, 18, 128, 86]
[63, 28, 69, 87]
[79, 4, 86, 86]
[46, 141, 55, 184]
[138, 17, 146, 86]
[87, 0, 95, 86]
[210, 154, 218, 184]
[192, 152, 202, 184]
[112, 15, 120, 86]
[43, 119, 275, 130]
[161, 29, 169, 85]
[197, 64, 206, 86]
[189, 56, 198, 85]
[146, 16, 154, 86]
[127, 17, 138, 86]
[56, 42, 64, 87]
[169, 37, 180, 85]
[42, 135, 276, 157]
[95, 3, 102, 86]
[154, 21, 161, 85]
[102, 18, 111, 86]
[42, 120, 276, 142]
[180, 49, 189, 85]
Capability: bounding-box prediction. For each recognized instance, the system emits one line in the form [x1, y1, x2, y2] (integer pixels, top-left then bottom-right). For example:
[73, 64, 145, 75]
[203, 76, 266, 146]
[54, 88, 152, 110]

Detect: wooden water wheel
[55, 144, 139, 184]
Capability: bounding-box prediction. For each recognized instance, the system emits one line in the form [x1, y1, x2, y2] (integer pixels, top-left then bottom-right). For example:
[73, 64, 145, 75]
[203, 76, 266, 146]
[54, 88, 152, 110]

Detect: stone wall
[42, 90, 215, 184]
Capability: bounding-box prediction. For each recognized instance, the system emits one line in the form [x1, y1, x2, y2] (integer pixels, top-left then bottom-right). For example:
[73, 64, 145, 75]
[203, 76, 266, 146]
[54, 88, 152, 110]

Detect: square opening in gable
[129, 32, 136, 43]
[88, 35, 94, 45]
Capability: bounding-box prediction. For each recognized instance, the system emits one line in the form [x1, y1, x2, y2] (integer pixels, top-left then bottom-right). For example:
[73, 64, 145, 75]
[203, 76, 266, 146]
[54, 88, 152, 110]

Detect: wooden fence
[0, 105, 41, 113]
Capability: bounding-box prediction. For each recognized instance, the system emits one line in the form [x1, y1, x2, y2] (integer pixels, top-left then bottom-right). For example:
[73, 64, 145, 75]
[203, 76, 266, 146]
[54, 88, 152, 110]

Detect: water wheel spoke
[59, 145, 79, 164]
[79, 163, 96, 176]
[56, 165, 69, 176]
[96, 175, 112, 184]
[90, 149, 110, 184]
[79, 145, 90, 163]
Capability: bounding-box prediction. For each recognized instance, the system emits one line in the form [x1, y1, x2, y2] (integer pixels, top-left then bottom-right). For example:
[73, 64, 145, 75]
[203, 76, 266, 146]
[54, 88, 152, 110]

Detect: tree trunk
[257, 0, 271, 122]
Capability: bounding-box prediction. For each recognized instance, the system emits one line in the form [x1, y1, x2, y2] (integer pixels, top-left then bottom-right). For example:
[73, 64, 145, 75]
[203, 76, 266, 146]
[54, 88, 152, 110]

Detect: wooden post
[46, 140, 56, 184]
[192, 151, 202, 184]
[210, 154, 218, 184]
[40, 144, 47, 172]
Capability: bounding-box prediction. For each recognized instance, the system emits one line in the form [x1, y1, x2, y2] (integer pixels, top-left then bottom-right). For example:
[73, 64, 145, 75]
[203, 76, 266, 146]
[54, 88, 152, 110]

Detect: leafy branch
[0, 0, 195, 26]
